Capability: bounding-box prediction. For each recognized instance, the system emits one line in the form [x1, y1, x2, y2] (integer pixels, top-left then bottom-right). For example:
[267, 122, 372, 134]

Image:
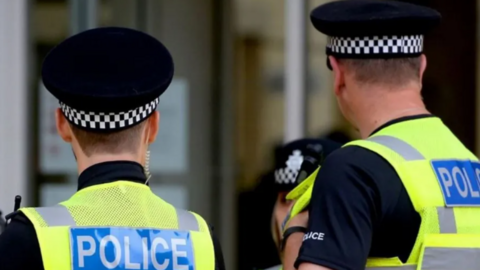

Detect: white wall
[0, 0, 30, 212]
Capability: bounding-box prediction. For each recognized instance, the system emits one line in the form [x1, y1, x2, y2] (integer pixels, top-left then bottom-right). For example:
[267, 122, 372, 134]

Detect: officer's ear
[419, 54, 427, 83]
[145, 111, 160, 144]
[55, 108, 73, 143]
[329, 56, 345, 96]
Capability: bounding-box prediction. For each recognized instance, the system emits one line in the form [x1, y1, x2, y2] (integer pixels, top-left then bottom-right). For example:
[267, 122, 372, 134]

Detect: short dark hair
[338, 57, 422, 86]
[70, 121, 146, 156]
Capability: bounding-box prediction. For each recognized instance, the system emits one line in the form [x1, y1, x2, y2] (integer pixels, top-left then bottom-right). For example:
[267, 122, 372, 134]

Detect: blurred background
[0, 0, 477, 269]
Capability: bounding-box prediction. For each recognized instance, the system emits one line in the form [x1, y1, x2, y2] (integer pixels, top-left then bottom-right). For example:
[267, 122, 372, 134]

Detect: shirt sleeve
[295, 146, 382, 270]
[0, 212, 44, 270]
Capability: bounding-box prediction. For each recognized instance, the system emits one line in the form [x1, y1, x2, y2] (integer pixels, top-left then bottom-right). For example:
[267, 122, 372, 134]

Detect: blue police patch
[70, 227, 195, 270]
[431, 160, 480, 207]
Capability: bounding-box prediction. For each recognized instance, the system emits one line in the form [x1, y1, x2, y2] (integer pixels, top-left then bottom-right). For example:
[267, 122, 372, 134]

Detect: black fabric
[42, 27, 173, 113]
[77, 160, 146, 190]
[0, 161, 225, 270]
[0, 210, 5, 234]
[320, 130, 352, 145]
[310, 0, 441, 37]
[210, 226, 227, 270]
[0, 213, 41, 270]
[295, 115, 429, 270]
[237, 172, 280, 270]
[281, 226, 308, 252]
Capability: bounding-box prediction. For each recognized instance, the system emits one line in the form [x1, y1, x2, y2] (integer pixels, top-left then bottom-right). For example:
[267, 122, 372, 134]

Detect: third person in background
[282, 1, 480, 270]
[267, 138, 341, 270]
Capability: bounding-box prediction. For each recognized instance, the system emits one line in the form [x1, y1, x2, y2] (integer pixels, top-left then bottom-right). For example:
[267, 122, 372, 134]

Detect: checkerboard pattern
[274, 167, 299, 185]
[327, 35, 424, 56]
[60, 97, 160, 131]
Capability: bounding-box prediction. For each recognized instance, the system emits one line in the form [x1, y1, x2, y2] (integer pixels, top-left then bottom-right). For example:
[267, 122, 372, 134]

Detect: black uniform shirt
[0, 161, 226, 270]
[296, 115, 434, 270]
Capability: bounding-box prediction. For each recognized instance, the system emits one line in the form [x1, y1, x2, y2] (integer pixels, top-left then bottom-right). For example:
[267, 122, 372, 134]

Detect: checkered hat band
[327, 35, 424, 56]
[274, 167, 299, 185]
[60, 97, 160, 131]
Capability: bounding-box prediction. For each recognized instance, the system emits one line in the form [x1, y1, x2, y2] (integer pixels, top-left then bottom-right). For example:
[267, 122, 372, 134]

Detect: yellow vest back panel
[21, 181, 215, 270]
[346, 117, 480, 270]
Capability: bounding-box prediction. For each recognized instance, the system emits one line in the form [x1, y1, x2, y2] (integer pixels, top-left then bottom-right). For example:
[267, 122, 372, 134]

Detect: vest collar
[77, 161, 147, 191]
[370, 114, 436, 137]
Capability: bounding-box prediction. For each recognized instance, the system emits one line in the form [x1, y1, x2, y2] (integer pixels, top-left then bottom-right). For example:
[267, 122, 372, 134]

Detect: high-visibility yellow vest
[20, 181, 215, 270]
[344, 117, 480, 270]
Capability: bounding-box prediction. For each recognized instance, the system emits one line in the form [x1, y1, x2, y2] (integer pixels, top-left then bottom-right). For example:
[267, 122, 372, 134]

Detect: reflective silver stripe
[366, 248, 480, 269]
[366, 266, 415, 270]
[421, 247, 480, 270]
[35, 205, 76, 227]
[437, 207, 457, 233]
[176, 208, 199, 231]
[265, 265, 282, 270]
[367, 135, 425, 161]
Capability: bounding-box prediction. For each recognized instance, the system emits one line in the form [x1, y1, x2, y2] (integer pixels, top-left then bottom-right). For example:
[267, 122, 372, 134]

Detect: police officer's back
[281, 1, 480, 270]
[0, 27, 225, 270]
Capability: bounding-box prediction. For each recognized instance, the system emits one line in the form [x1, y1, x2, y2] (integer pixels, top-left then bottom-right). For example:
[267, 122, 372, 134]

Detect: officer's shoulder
[324, 145, 384, 166]
[0, 211, 37, 242]
[322, 145, 393, 173]
[5, 210, 31, 225]
[316, 145, 400, 199]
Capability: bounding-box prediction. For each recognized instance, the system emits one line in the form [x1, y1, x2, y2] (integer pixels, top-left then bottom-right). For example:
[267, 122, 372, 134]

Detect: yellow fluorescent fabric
[280, 117, 480, 269]
[346, 117, 480, 269]
[21, 181, 215, 270]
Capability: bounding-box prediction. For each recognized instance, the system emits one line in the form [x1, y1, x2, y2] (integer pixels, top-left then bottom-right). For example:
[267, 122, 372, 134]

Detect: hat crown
[42, 27, 174, 131]
[311, 0, 441, 37]
[43, 27, 173, 99]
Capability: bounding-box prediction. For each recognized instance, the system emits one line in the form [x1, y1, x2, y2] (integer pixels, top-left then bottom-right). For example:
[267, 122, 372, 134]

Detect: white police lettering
[172, 239, 188, 270]
[432, 160, 480, 206]
[100, 235, 121, 268]
[71, 228, 194, 270]
[452, 166, 468, 198]
[438, 167, 453, 197]
[125, 237, 140, 269]
[142, 237, 149, 267]
[464, 168, 480, 197]
[303, 231, 325, 241]
[78, 236, 96, 267]
[151, 238, 169, 270]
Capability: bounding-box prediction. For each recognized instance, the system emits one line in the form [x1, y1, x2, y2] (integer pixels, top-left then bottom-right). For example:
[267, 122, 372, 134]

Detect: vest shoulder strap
[34, 205, 76, 227]
[345, 135, 426, 162]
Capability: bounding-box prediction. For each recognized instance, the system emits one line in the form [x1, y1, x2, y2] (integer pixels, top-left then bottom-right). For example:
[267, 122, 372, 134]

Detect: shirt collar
[77, 161, 147, 191]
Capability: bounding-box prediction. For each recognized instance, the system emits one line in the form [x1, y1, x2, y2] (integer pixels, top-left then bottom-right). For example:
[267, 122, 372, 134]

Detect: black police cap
[310, 0, 441, 67]
[273, 139, 342, 192]
[42, 27, 174, 132]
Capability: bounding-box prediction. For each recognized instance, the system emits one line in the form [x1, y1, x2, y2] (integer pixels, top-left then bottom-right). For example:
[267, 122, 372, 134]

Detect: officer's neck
[76, 153, 142, 175]
[352, 85, 429, 139]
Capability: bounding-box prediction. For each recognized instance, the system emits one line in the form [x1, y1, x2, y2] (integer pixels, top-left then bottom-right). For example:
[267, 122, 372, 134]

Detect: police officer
[266, 139, 341, 270]
[282, 1, 480, 270]
[0, 27, 225, 270]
